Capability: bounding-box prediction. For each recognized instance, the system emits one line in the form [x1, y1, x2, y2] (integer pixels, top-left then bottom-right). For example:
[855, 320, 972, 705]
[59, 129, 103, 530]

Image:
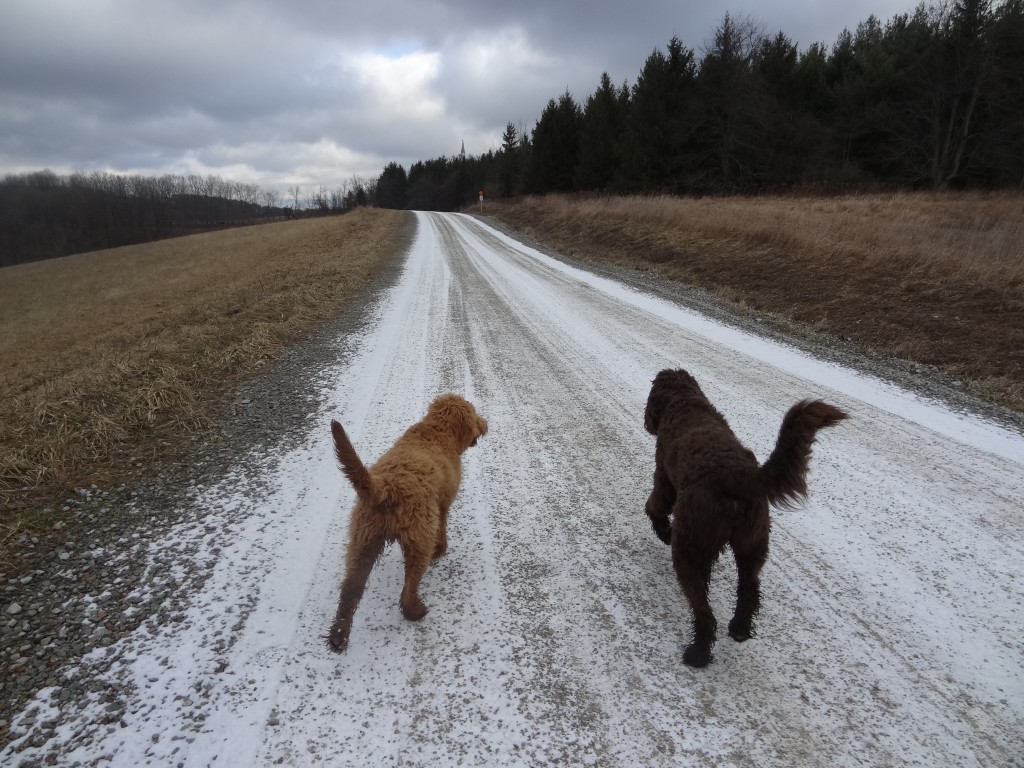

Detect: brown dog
[326, 394, 488, 652]
[643, 369, 847, 667]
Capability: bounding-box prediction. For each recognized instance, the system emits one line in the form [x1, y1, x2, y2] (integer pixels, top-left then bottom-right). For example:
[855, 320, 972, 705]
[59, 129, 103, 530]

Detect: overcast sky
[0, 0, 915, 196]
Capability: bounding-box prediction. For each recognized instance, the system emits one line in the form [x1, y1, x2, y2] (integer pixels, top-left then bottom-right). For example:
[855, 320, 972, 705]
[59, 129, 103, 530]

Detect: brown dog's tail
[331, 420, 374, 502]
[758, 400, 847, 508]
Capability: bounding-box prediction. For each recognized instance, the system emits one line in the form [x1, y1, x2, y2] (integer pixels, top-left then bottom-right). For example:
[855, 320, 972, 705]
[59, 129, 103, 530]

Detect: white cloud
[0, 0, 920, 190]
[347, 49, 445, 122]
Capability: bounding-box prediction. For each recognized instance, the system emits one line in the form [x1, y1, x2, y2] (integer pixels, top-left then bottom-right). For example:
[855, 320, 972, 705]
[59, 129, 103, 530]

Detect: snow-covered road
[5, 211, 1023, 767]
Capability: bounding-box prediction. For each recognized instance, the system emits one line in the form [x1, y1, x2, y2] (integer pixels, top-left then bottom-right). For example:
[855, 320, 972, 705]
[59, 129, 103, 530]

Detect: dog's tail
[331, 420, 374, 502]
[758, 400, 847, 508]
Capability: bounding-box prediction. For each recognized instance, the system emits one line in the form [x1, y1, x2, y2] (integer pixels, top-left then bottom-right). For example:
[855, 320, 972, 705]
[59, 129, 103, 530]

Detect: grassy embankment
[0, 208, 411, 564]
[492, 192, 1024, 413]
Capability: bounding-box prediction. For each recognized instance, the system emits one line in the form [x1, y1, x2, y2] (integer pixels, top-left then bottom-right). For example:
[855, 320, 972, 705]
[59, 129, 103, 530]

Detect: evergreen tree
[574, 73, 628, 191]
[694, 13, 767, 189]
[792, 42, 832, 118]
[872, 7, 940, 183]
[929, 0, 996, 186]
[498, 122, 522, 197]
[364, 0, 1023, 205]
[375, 161, 409, 209]
[789, 41, 836, 182]
[618, 36, 696, 191]
[979, 0, 1024, 185]
[527, 90, 583, 193]
[752, 31, 807, 184]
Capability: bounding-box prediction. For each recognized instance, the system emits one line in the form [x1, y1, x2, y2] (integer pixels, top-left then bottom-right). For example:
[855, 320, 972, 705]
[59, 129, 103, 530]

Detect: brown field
[492, 192, 1024, 412]
[0, 209, 410, 559]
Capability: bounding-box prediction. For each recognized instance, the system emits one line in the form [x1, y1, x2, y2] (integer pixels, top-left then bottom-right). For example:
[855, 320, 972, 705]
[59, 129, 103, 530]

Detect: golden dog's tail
[758, 400, 847, 508]
[331, 420, 374, 502]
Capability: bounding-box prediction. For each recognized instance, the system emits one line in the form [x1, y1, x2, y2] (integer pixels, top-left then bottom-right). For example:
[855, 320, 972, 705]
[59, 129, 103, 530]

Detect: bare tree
[930, 0, 993, 187]
[260, 188, 281, 209]
[697, 13, 767, 187]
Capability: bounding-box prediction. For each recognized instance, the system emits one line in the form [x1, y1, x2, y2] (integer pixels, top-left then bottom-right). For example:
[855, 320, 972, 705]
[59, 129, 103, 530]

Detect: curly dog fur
[326, 394, 488, 652]
[644, 369, 847, 668]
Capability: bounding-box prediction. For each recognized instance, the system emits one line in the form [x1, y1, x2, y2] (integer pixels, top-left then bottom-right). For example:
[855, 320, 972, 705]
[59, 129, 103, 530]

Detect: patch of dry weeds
[0, 209, 411, 561]
[492, 192, 1024, 412]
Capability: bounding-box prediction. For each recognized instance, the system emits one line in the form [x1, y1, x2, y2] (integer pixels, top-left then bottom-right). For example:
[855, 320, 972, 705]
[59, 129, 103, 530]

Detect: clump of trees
[375, 0, 1024, 210]
[0, 171, 288, 266]
[0, 171, 382, 266]
[291, 176, 377, 215]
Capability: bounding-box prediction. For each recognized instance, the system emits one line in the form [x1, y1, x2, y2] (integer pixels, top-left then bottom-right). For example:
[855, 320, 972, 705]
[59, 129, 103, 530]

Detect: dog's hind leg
[327, 532, 386, 653]
[728, 525, 769, 643]
[645, 467, 676, 545]
[673, 542, 718, 668]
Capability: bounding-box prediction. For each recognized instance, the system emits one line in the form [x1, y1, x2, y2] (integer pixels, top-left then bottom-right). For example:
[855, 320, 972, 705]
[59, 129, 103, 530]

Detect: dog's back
[647, 370, 847, 508]
[649, 374, 761, 497]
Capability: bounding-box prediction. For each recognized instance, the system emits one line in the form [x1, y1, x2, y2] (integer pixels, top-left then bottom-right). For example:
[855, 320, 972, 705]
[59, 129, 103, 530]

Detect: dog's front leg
[399, 539, 431, 621]
[433, 502, 450, 561]
[645, 466, 676, 545]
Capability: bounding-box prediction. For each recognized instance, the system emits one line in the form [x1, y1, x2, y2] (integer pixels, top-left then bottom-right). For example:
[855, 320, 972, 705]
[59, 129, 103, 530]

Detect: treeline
[374, 0, 1024, 210]
[1, 170, 294, 267]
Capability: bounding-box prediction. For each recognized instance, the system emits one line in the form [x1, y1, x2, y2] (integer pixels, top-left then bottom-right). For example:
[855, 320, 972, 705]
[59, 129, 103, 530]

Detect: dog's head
[427, 394, 488, 450]
[644, 368, 702, 435]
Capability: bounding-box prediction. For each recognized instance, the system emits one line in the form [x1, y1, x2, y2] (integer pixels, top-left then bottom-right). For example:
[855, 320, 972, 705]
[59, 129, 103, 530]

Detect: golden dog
[326, 394, 488, 652]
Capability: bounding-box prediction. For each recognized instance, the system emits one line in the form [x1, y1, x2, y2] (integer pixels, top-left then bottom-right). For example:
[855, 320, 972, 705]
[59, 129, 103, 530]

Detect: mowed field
[2, 193, 1022, 567]
[0, 209, 412, 560]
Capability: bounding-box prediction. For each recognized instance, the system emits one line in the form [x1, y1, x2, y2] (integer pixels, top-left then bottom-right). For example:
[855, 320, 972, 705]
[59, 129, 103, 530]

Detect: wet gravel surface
[2, 212, 1021, 762]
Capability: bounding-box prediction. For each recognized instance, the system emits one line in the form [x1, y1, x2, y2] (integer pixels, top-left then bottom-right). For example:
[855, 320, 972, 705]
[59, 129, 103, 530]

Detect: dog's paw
[651, 519, 672, 545]
[431, 545, 448, 561]
[325, 628, 349, 654]
[683, 643, 714, 668]
[727, 618, 755, 643]
[401, 599, 428, 622]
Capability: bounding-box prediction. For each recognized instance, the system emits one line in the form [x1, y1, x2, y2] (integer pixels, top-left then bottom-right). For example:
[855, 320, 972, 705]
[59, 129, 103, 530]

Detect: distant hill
[0, 170, 290, 267]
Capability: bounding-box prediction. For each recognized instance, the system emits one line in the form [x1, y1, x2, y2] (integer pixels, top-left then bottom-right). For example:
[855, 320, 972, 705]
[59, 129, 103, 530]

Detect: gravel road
[2, 212, 1022, 767]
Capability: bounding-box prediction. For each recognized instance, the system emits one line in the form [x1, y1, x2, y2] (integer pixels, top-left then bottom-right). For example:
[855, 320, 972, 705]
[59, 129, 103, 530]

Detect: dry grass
[509, 191, 1024, 281]
[0, 209, 410, 555]
[493, 191, 1024, 410]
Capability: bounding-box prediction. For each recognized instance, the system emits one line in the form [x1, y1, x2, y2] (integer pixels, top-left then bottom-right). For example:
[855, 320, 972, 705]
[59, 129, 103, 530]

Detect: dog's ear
[644, 389, 664, 435]
[470, 414, 489, 447]
[644, 370, 676, 435]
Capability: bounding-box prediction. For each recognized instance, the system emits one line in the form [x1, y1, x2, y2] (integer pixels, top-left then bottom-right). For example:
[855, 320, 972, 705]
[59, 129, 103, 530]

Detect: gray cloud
[0, 0, 913, 193]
